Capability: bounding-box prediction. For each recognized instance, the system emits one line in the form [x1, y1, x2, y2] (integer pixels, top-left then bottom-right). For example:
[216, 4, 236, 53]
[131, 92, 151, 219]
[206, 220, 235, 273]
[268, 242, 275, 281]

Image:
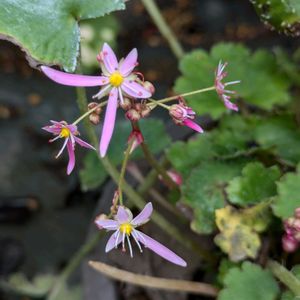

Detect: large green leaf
[251, 0, 300, 36]
[219, 261, 279, 300]
[80, 119, 171, 191]
[227, 162, 281, 207]
[175, 43, 290, 119]
[273, 164, 300, 219]
[182, 160, 246, 234]
[0, 0, 125, 72]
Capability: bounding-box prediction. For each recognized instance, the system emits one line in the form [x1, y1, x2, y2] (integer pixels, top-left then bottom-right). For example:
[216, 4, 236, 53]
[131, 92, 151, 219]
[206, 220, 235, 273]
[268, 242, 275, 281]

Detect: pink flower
[282, 208, 300, 253]
[42, 120, 95, 174]
[169, 103, 204, 133]
[215, 61, 240, 111]
[95, 203, 187, 267]
[128, 129, 144, 154]
[41, 43, 152, 157]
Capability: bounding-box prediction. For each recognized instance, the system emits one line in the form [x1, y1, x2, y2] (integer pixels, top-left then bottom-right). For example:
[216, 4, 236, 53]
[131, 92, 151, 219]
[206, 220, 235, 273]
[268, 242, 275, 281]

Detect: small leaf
[175, 43, 290, 119]
[182, 160, 246, 234]
[273, 164, 300, 219]
[0, 0, 125, 71]
[215, 206, 261, 262]
[80, 119, 171, 191]
[219, 261, 280, 300]
[227, 162, 281, 207]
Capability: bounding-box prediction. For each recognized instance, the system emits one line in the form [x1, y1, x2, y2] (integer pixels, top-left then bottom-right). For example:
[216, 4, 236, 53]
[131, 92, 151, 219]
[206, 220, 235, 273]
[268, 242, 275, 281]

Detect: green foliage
[254, 115, 300, 165]
[281, 265, 300, 299]
[219, 261, 280, 300]
[80, 119, 171, 191]
[273, 164, 300, 219]
[227, 162, 281, 207]
[182, 160, 246, 233]
[0, 0, 125, 72]
[251, 0, 300, 36]
[175, 43, 290, 119]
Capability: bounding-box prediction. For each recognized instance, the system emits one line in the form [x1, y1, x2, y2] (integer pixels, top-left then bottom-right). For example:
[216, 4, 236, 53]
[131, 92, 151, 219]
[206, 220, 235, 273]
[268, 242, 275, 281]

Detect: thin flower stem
[47, 232, 103, 300]
[147, 98, 170, 109]
[154, 86, 216, 104]
[89, 261, 219, 297]
[72, 100, 108, 125]
[140, 0, 184, 60]
[132, 121, 178, 190]
[267, 260, 300, 296]
[118, 138, 135, 205]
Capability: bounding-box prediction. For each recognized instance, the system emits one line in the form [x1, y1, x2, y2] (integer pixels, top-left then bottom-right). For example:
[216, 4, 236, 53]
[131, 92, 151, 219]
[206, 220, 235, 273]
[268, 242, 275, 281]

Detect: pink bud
[143, 81, 155, 94]
[120, 97, 132, 111]
[140, 105, 151, 118]
[89, 113, 100, 125]
[88, 102, 102, 115]
[128, 130, 144, 154]
[158, 169, 183, 186]
[282, 234, 299, 252]
[126, 109, 141, 122]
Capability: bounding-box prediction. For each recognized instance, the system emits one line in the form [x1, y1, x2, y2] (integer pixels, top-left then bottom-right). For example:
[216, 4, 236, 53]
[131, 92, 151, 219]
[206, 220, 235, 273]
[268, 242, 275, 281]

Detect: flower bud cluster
[282, 207, 300, 252]
[88, 102, 102, 125]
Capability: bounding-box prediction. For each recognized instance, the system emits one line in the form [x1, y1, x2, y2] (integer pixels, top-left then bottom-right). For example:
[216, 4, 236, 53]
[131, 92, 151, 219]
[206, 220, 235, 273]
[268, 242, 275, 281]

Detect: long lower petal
[66, 140, 75, 175]
[99, 88, 118, 157]
[105, 232, 122, 252]
[183, 119, 204, 133]
[74, 136, 95, 150]
[41, 66, 108, 87]
[121, 80, 151, 99]
[136, 231, 187, 267]
[223, 96, 239, 111]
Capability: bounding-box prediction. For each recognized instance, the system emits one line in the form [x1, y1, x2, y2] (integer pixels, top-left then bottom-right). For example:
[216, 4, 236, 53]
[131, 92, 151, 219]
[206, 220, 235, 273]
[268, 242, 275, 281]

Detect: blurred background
[0, 0, 299, 299]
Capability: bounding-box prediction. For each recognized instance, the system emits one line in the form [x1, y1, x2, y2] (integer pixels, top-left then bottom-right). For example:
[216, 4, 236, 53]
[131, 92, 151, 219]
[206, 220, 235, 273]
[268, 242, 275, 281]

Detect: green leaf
[80, 119, 171, 191]
[254, 114, 300, 165]
[273, 164, 300, 219]
[281, 265, 300, 299]
[251, 0, 300, 37]
[175, 43, 290, 119]
[219, 261, 280, 300]
[227, 162, 281, 207]
[0, 0, 125, 72]
[182, 160, 246, 234]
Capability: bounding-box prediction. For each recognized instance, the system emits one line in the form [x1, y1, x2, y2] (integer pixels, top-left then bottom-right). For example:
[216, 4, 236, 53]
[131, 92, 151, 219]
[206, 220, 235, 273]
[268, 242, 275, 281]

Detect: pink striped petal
[132, 203, 153, 226]
[99, 88, 118, 157]
[74, 136, 95, 150]
[223, 97, 239, 111]
[121, 80, 152, 99]
[183, 119, 204, 133]
[101, 43, 118, 74]
[41, 66, 108, 87]
[95, 219, 118, 230]
[136, 231, 187, 267]
[119, 48, 138, 77]
[117, 206, 131, 223]
[105, 232, 122, 252]
[66, 140, 75, 175]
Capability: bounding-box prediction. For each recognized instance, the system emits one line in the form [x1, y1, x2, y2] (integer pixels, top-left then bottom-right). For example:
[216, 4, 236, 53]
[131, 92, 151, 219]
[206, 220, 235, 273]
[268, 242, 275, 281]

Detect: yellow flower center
[60, 127, 70, 138]
[109, 71, 123, 87]
[120, 223, 133, 235]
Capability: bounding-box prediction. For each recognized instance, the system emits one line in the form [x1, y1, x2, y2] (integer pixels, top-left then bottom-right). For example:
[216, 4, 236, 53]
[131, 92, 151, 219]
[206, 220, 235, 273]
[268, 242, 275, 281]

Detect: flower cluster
[95, 202, 187, 267]
[282, 207, 300, 252]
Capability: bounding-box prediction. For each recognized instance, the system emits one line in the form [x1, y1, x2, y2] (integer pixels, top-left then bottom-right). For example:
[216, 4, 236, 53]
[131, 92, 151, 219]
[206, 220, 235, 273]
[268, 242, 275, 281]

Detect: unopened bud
[143, 81, 155, 94]
[158, 169, 183, 186]
[128, 130, 144, 153]
[89, 113, 100, 125]
[88, 102, 102, 115]
[282, 234, 299, 252]
[140, 105, 151, 118]
[126, 109, 141, 121]
[120, 97, 132, 110]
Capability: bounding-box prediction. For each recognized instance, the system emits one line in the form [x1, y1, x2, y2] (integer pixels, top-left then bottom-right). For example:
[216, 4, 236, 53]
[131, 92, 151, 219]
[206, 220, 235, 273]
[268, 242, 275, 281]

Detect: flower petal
[136, 231, 187, 267]
[101, 43, 118, 74]
[121, 80, 152, 99]
[105, 232, 122, 252]
[131, 202, 153, 226]
[116, 206, 132, 223]
[119, 48, 138, 77]
[183, 119, 204, 133]
[74, 136, 95, 150]
[99, 88, 118, 157]
[95, 219, 118, 230]
[66, 140, 75, 175]
[41, 66, 108, 86]
[223, 97, 239, 111]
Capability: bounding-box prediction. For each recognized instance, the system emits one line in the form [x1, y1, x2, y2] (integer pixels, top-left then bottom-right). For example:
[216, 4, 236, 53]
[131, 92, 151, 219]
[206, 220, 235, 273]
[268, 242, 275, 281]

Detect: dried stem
[89, 261, 219, 297]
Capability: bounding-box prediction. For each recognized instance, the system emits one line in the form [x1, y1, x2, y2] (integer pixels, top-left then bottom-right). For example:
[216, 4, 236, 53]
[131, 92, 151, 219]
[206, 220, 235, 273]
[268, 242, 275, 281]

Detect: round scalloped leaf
[0, 0, 125, 72]
[251, 0, 300, 37]
[227, 162, 281, 207]
[219, 261, 280, 300]
[175, 43, 290, 119]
